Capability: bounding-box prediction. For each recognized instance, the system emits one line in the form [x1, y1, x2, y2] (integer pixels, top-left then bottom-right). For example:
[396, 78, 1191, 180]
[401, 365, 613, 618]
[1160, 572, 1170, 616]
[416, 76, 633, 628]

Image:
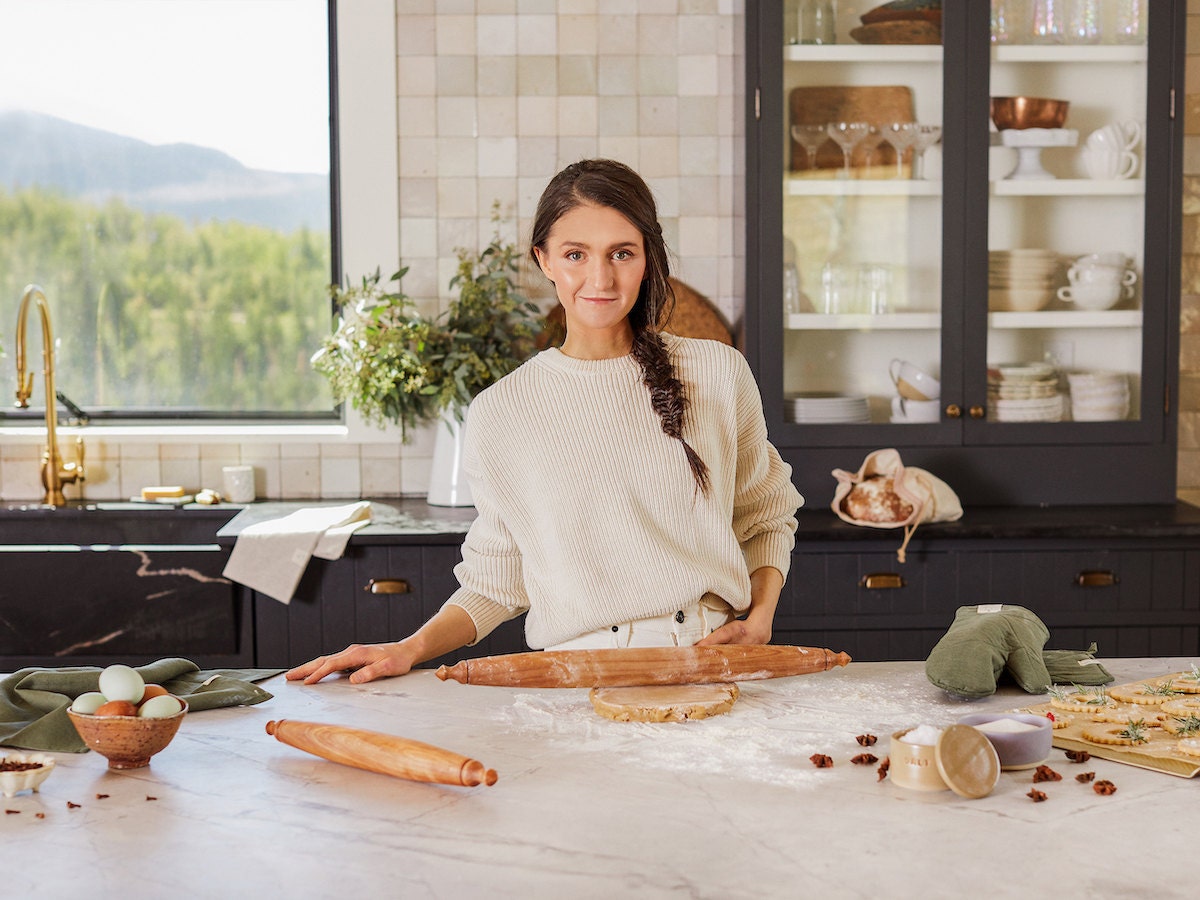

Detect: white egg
[98, 664, 145, 704]
[137, 694, 183, 718]
[71, 691, 108, 714]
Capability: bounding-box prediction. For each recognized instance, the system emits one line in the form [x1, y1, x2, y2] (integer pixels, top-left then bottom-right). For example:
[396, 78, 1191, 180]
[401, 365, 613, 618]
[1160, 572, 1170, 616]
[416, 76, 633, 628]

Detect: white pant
[547, 594, 734, 651]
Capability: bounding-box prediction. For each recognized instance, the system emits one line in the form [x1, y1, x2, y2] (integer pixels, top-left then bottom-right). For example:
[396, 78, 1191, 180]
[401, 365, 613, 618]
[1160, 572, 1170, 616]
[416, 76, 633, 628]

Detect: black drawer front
[777, 547, 1200, 662]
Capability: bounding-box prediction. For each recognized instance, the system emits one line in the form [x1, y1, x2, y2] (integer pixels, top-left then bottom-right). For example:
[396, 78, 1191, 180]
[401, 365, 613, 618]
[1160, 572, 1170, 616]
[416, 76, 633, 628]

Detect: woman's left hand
[696, 607, 773, 646]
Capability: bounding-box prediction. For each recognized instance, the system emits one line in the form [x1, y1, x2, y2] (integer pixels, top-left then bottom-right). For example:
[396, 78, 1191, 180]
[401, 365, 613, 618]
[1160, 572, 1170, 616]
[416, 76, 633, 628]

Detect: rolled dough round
[588, 683, 740, 722]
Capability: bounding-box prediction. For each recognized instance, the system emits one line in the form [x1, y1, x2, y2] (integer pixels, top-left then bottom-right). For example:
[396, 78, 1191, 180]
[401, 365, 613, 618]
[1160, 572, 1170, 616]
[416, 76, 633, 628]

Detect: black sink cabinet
[0, 504, 251, 669]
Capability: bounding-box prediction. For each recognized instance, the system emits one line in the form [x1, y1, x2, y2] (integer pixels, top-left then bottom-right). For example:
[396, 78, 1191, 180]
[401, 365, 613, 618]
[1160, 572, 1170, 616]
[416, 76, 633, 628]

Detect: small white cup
[1057, 282, 1127, 310]
[1067, 262, 1137, 287]
[1082, 146, 1138, 180]
[221, 465, 256, 503]
[892, 395, 941, 422]
[1086, 120, 1142, 153]
[889, 359, 941, 401]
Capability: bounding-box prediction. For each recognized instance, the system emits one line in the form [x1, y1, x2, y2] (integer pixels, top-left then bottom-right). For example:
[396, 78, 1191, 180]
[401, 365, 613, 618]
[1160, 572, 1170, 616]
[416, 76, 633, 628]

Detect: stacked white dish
[784, 392, 870, 424]
[987, 362, 1064, 422]
[1067, 370, 1129, 421]
[988, 250, 1060, 312]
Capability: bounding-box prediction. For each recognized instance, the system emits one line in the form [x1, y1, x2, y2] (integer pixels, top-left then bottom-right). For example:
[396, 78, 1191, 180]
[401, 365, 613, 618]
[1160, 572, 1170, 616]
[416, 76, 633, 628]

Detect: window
[0, 0, 337, 420]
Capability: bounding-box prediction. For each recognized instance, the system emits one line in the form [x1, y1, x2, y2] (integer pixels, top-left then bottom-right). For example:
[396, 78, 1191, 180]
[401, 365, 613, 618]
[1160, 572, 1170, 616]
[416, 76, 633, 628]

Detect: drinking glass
[791, 124, 830, 171]
[910, 125, 943, 180]
[1064, 0, 1100, 44]
[1030, 0, 1065, 43]
[1111, 0, 1144, 45]
[826, 122, 871, 176]
[883, 122, 919, 178]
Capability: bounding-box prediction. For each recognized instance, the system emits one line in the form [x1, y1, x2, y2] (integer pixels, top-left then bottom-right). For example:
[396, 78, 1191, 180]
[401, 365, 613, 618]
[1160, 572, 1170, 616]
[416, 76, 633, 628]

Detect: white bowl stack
[987, 362, 1064, 422]
[1067, 370, 1129, 421]
[988, 250, 1061, 312]
[784, 392, 870, 424]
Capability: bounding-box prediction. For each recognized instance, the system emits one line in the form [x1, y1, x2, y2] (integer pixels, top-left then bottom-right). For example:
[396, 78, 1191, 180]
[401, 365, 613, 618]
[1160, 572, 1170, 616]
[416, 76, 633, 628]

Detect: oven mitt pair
[925, 605, 1113, 699]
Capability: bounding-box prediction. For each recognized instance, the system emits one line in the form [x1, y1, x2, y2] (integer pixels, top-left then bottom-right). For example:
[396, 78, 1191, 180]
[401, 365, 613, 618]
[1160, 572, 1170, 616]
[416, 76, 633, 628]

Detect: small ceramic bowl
[0, 752, 56, 797]
[958, 713, 1053, 770]
[67, 699, 188, 769]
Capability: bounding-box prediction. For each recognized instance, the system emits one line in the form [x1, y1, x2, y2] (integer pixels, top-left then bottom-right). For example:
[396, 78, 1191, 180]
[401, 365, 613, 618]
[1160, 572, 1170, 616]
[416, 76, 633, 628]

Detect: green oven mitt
[925, 605, 1052, 699]
[1042, 643, 1114, 686]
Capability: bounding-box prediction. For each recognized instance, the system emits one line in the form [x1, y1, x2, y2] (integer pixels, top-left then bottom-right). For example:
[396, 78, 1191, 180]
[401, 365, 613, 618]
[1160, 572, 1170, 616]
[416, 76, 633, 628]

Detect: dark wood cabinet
[253, 540, 530, 669]
[746, 2, 1186, 506]
[775, 506, 1200, 661]
[0, 506, 252, 670]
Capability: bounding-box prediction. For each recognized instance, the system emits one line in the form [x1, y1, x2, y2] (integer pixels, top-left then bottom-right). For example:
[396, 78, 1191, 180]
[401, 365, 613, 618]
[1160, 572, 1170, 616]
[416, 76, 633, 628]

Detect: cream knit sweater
[443, 334, 804, 649]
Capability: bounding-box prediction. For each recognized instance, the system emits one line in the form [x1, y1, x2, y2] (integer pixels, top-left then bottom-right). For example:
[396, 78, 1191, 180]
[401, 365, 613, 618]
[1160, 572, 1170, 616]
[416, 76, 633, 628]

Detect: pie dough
[588, 683, 740, 722]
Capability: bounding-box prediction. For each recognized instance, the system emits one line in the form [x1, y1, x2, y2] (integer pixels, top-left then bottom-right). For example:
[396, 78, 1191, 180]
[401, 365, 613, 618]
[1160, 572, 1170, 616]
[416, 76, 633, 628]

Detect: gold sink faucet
[14, 284, 86, 505]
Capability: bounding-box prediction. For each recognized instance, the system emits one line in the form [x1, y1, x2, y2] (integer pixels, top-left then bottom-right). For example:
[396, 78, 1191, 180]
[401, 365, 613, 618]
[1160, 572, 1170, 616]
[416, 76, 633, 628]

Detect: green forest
[0, 186, 334, 416]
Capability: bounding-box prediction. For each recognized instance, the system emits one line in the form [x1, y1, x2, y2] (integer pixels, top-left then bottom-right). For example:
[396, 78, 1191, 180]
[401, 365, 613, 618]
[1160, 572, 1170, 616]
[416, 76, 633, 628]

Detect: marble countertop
[3, 657, 1196, 898]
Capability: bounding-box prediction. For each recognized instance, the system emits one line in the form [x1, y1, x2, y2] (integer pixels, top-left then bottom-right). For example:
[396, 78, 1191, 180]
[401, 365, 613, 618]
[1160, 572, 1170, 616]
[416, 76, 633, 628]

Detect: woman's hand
[696, 565, 783, 647]
[285, 642, 417, 685]
[696, 606, 773, 646]
[284, 604, 478, 685]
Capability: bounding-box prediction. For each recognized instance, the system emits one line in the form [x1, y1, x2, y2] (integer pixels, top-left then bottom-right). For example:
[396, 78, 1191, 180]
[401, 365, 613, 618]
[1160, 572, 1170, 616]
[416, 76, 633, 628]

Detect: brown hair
[530, 159, 709, 494]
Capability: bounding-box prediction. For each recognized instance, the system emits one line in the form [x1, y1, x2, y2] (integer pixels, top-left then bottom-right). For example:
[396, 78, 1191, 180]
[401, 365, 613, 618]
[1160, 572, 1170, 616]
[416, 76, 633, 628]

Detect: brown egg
[138, 684, 169, 705]
[94, 700, 139, 717]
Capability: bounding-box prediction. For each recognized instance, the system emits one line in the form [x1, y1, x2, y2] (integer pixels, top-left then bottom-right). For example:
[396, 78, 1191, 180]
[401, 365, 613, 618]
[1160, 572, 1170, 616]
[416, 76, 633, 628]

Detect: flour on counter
[492, 670, 963, 790]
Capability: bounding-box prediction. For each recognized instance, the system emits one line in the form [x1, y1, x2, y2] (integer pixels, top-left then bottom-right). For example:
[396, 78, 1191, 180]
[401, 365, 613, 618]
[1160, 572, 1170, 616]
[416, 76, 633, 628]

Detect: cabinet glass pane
[780, 8, 944, 426]
[986, 0, 1148, 426]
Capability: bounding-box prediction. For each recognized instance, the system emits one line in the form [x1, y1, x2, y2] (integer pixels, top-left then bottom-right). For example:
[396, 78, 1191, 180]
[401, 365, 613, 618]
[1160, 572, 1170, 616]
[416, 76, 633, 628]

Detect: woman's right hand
[285, 641, 417, 685]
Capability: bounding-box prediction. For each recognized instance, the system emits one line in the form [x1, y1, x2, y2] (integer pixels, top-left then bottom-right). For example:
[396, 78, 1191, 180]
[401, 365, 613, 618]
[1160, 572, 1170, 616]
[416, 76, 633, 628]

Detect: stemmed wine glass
[826, 122, 872, 177]
[884, 122, 919, 178]
[910, 124, 943, 180]
[791, 124, 831, 171]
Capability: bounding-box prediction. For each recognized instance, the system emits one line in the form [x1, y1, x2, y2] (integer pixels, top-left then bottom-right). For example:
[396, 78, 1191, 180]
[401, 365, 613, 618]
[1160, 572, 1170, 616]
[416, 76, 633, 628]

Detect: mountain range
[0, 111, 330, 233]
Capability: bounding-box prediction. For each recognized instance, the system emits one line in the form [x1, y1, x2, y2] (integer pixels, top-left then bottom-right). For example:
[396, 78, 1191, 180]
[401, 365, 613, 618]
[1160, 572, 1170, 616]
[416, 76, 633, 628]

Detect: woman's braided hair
[530, 159, 710, 494]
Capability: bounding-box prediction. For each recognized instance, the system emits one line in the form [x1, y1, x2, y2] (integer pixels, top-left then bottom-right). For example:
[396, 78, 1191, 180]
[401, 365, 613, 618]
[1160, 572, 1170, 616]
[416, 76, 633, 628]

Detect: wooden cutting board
[788, 85, 915, 171]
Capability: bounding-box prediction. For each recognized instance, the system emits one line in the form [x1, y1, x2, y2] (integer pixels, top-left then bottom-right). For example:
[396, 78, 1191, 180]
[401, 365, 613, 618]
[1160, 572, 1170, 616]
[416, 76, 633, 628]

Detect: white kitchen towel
[222, 502, 372, 604]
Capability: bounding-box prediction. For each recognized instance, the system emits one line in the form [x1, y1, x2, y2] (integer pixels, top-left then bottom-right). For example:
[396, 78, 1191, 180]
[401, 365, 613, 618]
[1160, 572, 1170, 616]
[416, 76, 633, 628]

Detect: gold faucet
[14, 284, 85, 505]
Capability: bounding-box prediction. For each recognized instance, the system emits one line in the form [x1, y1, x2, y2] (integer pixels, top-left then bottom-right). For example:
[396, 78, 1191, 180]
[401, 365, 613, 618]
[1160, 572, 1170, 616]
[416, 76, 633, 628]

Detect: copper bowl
[990, 96, 1069, 130]
[68, 700, 187, 769]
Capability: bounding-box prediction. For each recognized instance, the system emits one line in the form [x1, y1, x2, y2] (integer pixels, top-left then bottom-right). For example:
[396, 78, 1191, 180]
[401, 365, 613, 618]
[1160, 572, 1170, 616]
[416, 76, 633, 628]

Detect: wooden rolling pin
[435, 645, 851, 688]
[265, 719, 497, 787]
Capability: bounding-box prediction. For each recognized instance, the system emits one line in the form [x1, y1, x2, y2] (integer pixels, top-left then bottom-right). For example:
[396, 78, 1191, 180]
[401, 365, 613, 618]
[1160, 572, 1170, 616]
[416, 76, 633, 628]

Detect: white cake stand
[997, 128, 1078, 180]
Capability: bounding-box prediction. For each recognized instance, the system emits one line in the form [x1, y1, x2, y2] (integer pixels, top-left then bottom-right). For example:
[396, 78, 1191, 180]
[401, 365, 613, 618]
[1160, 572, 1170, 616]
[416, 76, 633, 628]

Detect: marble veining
[1, 658, 1196, 898]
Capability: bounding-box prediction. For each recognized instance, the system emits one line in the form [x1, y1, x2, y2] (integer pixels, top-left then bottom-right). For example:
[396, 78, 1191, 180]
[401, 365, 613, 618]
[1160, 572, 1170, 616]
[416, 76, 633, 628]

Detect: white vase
[426, 405, 473, 507]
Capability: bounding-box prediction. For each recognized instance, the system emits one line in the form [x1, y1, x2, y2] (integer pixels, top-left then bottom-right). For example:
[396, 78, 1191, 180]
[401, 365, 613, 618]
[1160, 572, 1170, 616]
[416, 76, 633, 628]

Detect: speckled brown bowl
[67, 700, 188, 769]
[990, 96, 1069, 130]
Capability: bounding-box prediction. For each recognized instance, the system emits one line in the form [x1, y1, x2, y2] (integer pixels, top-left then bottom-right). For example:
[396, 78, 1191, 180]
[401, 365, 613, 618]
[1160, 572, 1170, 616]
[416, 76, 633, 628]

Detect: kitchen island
[3, 657, 1195, 899]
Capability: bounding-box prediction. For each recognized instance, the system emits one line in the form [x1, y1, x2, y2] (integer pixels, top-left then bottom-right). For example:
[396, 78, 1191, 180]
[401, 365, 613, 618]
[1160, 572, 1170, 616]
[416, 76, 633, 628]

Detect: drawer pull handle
[1075, 570, 1118, 588]
[860, 573, 905, 590]
[365, 578, 410, 595]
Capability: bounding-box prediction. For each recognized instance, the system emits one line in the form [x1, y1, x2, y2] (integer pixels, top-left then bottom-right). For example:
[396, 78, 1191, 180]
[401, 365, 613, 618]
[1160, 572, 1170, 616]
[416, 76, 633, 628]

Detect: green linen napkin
[0, 657, 279, 753]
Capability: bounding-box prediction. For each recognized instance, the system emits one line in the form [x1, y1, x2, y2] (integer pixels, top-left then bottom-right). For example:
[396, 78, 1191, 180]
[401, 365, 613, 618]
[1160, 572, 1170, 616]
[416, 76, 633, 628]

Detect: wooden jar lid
[935, 724, 1001, 799]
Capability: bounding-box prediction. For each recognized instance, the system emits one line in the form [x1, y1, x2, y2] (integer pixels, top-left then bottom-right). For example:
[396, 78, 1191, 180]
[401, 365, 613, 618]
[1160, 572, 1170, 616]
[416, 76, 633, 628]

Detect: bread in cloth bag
[831, 448, 962, 562]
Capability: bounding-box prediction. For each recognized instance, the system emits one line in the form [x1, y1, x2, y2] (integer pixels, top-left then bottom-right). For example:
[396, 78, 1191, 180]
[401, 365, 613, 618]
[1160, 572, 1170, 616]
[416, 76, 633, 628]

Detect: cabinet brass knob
[365, 578, 410, 595]
[860, 573, 905, 590]
[969, 405, 985, 419]
[945, 404, 961, 418]
[1075, 570, 1118, 588]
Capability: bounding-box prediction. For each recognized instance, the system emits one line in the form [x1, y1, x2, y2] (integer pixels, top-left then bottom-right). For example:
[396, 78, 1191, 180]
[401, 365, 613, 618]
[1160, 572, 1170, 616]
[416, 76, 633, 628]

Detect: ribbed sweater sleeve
[442, 336, 803, 649]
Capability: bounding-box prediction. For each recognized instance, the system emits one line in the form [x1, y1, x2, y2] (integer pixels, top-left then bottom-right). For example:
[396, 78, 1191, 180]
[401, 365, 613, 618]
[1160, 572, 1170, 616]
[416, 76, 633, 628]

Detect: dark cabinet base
[253, 543, 530, 669]
[776, 505, 1200, 662]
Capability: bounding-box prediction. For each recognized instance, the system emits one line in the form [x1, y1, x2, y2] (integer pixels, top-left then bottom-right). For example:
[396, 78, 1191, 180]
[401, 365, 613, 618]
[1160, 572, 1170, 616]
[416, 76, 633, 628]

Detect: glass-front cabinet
[747, 0, 1184, 506]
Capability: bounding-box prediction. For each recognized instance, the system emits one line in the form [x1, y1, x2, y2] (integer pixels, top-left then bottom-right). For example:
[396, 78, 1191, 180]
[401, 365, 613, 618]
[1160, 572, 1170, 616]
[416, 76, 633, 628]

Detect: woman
[287, 159, 803, 685]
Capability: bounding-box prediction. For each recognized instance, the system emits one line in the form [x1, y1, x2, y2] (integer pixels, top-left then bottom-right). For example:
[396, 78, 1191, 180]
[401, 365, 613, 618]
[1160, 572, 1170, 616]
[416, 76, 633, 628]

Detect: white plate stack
[987, 362, 1064, 422]
[784, 392, 870, 424]
[1067, 370, 1129, 421]
[988, 250, 1060, 312]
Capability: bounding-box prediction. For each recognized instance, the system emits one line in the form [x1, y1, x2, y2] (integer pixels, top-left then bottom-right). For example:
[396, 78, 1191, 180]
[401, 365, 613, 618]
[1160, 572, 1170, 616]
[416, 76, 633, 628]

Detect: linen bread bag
[831, 447, 962, 562]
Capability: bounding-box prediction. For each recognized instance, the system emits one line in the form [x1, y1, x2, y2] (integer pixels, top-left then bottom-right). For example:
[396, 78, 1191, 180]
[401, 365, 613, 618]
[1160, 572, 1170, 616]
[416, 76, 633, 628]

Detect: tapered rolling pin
[265, 719, 497, 787]
[435, 645, 851, 688]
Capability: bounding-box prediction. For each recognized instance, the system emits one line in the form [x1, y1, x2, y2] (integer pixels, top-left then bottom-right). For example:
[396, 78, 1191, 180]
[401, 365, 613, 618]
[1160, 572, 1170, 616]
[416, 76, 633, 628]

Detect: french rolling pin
[435, 645, 851, 688]
[265, 719, 497, 787]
